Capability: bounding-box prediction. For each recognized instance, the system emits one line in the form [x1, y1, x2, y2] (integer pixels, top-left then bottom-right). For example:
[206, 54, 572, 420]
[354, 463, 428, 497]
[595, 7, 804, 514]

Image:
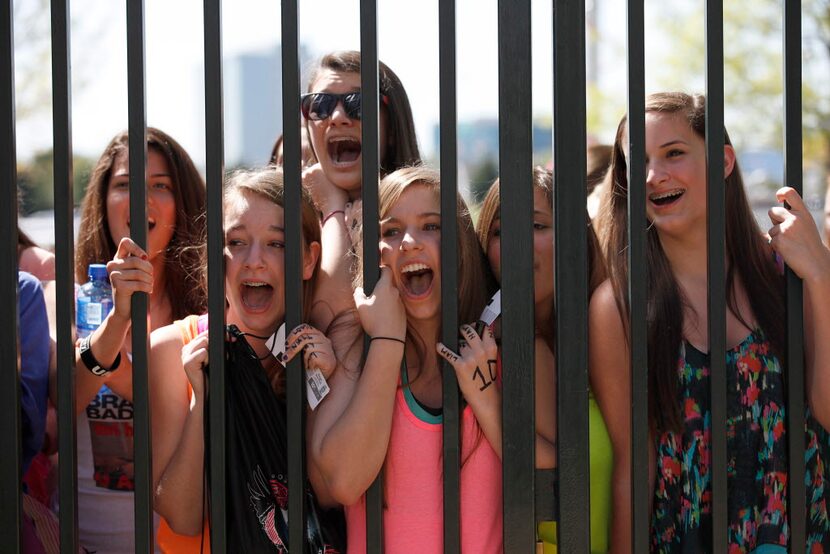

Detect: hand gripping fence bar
[360, 1, 384, 552]
[126, 1, 154, 550]
[783, 1, 806, 551]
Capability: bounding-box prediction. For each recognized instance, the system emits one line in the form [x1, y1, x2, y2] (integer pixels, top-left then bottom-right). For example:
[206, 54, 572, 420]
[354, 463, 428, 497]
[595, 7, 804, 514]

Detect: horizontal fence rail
[0, 1, 815, 552]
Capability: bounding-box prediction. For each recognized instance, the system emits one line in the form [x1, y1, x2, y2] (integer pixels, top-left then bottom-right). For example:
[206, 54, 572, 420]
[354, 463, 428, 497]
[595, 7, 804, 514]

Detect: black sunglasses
[300, 92, 389, 121]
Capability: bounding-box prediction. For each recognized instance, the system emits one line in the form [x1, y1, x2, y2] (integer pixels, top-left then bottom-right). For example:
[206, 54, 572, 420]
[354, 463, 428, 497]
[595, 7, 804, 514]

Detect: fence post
[704, 1, 728, 551]
[51, 0, 80, 550]
[498, 0, 536, 550]
[125, 1, 154, 551]
[553, 0, 591, 551]
[625, 0, 650, 551]
[439, 0, 461, 552]
[280, 0, 308, 550]
[0, 0, 22, 550]
[783, 1, 806, 551]
[359, 0, 384, 551]
[203, 0, 227, 549]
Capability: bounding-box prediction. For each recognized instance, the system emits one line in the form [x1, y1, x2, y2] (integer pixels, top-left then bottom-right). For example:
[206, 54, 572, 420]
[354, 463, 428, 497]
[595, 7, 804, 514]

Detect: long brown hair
[17, 225, 38, 258]
[305, 51, 422, 175]
[75, 128, 208, 320]
[222, 168, 321, 397]
[599, 92, 785, 433]
[476, 166, 606, 354]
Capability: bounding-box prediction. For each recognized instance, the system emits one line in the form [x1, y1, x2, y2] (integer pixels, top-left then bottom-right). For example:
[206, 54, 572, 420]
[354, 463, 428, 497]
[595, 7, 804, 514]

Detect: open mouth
[126, 219, 157, 231]
[400, 262, 434, 298]
[649, 189, 684, 207]
[327, 137, 362, 165]
[240, 281, 273, 311]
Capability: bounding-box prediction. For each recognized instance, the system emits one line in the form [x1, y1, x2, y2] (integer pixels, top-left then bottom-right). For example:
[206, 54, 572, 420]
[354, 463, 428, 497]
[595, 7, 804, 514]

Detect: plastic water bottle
[76, 264, 114, 339]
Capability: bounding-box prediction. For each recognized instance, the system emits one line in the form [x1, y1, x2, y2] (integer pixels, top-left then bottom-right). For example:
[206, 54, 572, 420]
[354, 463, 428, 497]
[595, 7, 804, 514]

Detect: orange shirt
[156, 315, 211, 554]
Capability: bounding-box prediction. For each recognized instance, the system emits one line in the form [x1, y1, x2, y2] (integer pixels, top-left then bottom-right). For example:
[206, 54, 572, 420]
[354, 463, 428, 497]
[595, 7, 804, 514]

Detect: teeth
[402, 263, 429, 274]
[244, 281, 268, 287]
[330, 137, 357, 143]
[651, 190, 684, 201]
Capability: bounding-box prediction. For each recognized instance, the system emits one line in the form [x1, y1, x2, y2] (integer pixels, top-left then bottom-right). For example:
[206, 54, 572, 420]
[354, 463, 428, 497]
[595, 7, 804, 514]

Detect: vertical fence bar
[360, 0, 383, 551]
[553, 0, 590, 551]
[783, 1, 805, 551]
[705, 1, 727, 551]
[498, 0, 535, 551]
[203, 0, 226, 549]
[51, 0, 80, 550]
[438, 0, 461, 552]
[126, 1, 153, 551]
[281, 0, 307, 550]
[625, 0, 649, 551]
[0, 0, 22, 550]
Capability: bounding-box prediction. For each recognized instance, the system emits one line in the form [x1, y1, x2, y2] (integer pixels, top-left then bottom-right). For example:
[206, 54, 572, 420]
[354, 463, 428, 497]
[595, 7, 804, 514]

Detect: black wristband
[370, 336, 406, 346]
[79, 334, 121, 376]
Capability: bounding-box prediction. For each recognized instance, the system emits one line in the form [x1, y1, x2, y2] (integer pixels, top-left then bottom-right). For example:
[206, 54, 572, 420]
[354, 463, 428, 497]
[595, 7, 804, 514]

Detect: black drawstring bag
[204, 325, 345, 553]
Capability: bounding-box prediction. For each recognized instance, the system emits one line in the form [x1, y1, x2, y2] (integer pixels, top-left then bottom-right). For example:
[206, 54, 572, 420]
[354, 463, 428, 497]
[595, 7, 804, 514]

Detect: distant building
[432, 118, 554, 168]
[224, 45, 313, 167]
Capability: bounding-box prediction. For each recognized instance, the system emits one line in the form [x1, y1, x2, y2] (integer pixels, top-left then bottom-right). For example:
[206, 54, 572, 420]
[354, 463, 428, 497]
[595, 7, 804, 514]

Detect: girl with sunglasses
[476, 167, 613, 553]
[592, 92, 830, 552]
[309, 166, 503, 553]
[300, 51, 421, 333]
[149, 168, 344, 552]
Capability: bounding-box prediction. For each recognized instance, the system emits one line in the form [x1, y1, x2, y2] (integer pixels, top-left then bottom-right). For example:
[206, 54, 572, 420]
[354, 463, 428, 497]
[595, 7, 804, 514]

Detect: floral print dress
[651, 329, 830, 553]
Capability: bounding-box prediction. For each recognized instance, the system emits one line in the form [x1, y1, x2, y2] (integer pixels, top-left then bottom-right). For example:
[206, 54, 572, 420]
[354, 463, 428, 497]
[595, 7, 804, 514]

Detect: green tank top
[537, 392, 612, 553]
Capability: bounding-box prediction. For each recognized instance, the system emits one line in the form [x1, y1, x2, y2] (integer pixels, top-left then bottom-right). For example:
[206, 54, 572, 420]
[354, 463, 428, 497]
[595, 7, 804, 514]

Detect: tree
[468, 156, 499, 206]
[17, 149, 96, 214]
[648, 0, 830, 196]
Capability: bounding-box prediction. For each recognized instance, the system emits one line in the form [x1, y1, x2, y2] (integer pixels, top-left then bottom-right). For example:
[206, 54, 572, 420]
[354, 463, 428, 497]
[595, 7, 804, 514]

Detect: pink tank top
[345, 374, 503, 553]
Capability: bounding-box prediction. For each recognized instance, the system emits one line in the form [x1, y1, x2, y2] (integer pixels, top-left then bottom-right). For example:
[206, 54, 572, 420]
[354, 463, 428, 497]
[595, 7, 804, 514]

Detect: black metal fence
[0, 0, 808, 552]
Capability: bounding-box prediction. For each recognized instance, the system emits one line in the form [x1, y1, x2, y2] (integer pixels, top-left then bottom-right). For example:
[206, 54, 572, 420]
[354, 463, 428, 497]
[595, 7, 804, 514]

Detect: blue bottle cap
[88, 264, 109, 282]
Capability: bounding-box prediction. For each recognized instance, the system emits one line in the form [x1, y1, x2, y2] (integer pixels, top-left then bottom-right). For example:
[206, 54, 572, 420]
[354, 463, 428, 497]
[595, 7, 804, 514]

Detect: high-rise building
[224, 44, 312, 167]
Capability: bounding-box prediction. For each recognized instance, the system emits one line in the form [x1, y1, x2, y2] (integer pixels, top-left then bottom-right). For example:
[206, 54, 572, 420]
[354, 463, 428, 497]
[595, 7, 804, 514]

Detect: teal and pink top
[345, 365, 503, 553]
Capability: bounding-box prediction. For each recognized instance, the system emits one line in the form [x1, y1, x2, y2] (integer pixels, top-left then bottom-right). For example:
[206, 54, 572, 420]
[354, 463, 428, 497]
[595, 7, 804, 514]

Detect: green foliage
[468, 156, 499, 206]
[17, 149, 96, 214]
[647, 0, 830, 176]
